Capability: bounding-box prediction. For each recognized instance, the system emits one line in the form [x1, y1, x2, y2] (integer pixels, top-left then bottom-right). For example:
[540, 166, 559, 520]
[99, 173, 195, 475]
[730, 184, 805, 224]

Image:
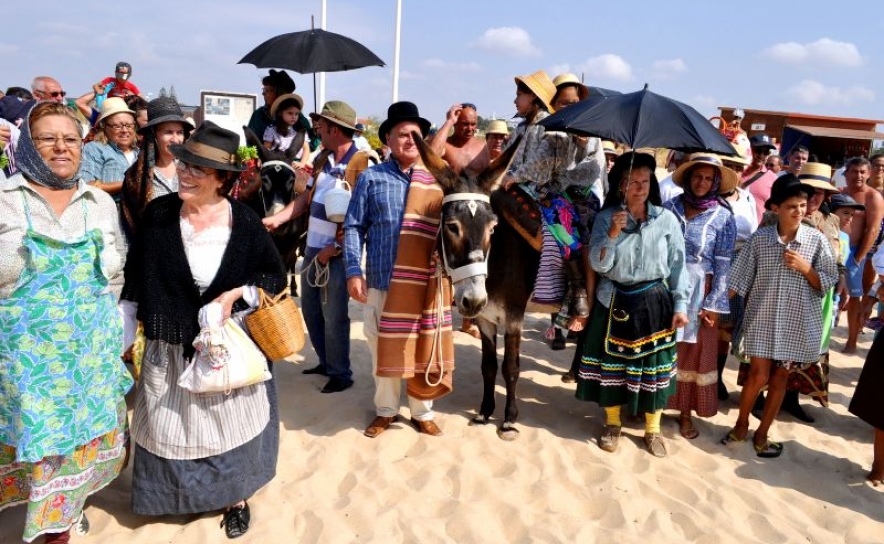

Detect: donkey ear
[243, 126, 270, 164]
[477, 135, 521, 193]
[413, 131, 457, 192]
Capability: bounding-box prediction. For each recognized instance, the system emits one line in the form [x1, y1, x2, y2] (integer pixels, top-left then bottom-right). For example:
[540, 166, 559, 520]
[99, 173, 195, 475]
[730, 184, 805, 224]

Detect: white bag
[178, 303, 271, 394]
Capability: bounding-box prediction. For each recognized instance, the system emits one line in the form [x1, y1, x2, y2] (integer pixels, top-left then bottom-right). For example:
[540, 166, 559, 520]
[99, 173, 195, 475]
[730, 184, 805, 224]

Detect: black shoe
[321, 377, 354, 394]
[221, 502, 250, 539]
[302, 365, 328, 376]
[717, 381, 729, 401]
[782, 391, 815, 423]
[551, 330, 566, 351]
[751, 393, 765, 420]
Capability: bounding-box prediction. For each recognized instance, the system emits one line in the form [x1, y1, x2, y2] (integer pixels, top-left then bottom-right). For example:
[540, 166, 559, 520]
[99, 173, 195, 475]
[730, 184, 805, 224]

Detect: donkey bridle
[439, 192, 492, 284]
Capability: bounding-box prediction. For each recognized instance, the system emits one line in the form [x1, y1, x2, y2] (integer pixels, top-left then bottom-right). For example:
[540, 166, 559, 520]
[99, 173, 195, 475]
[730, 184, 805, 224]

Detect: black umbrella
[540, 84, 736, 156]
[238, 23, 385, 110]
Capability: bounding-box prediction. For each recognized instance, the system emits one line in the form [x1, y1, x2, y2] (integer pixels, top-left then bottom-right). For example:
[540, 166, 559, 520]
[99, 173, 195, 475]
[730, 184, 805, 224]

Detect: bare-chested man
[429, 103, 489, 175]
[842, 156, 884, 353]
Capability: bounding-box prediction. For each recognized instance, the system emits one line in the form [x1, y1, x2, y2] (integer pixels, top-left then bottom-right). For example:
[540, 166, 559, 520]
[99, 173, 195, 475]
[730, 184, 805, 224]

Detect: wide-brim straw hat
[378, 101, 430, 145]
[140, 95, 191, 133]
[671, 153, 740, 195]
[169, 120, 244, 172]
[486, 119, 509, 135]
[798, 162, 838, 193]
[552, 72, 589, 101]
[309, 100, 358, 131]
[96, 97, 136, 125]
[270, 93, 305, 118]
[514, 70, 557, 113]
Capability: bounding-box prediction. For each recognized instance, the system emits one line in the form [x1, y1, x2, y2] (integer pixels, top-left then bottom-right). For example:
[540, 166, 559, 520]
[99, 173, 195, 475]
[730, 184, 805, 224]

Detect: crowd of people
[0, 65, 882, 543]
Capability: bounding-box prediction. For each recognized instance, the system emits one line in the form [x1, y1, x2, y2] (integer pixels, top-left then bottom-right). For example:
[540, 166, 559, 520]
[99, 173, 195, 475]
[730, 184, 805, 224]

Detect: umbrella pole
[313, 73, 318, 113]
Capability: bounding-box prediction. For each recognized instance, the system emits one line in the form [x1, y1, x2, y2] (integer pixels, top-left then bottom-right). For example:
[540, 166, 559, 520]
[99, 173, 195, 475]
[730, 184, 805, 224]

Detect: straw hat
[514, 70, 557, 113]
[270, 93, 304, 118]
[798, 162, 838, 193]
[671, 153, 740, 195]
[486, 119, 509, 135]
[96, 97, 136, 125]
[552, 72, 588, 101]
[601, 140, 619, 156]
[720, 143, 750, 166]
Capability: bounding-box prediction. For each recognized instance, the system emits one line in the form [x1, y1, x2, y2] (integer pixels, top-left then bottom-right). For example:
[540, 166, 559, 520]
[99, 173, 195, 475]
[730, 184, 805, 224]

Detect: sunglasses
[41, 90, 67, 98]
[461, 102, 477, 110]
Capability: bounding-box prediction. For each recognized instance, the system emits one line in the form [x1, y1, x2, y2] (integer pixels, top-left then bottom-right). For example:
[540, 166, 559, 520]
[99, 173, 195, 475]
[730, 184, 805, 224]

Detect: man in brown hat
[344, 101, 452, 438]
[264, 101, 373, 394]
[842, 157, 884, 353]
[429, 102, 489, 175]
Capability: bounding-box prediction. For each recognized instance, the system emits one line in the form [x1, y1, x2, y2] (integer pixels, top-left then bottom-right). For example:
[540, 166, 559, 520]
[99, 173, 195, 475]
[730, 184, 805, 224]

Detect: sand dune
[2, 303, 880, 544]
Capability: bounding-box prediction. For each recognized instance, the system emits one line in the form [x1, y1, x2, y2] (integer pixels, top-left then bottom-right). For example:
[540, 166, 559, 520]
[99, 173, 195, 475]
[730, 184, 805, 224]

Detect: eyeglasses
[176, 162, 212, 179]
[105, 122, 136, 131]
[33, 135, 82, 149]
[461, 102, 477, 110]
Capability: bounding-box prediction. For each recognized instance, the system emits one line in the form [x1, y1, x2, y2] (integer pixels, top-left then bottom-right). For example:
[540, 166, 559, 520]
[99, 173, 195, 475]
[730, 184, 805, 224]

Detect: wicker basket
[244, 288, 305, 361]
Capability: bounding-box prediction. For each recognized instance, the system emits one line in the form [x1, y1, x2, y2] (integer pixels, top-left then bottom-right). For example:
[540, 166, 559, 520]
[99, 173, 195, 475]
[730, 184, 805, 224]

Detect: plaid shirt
[343, 159, 411, 290]
[729, 224, 838, 362]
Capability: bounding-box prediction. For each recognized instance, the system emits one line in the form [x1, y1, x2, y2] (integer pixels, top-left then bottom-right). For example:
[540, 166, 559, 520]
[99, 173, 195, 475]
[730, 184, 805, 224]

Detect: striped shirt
[305, 145, 358, 259]
[343, 159, 411, 290]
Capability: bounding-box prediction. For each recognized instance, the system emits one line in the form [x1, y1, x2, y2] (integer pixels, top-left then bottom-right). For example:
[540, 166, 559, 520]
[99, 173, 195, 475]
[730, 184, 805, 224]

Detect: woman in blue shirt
[575, 152, 689, 458]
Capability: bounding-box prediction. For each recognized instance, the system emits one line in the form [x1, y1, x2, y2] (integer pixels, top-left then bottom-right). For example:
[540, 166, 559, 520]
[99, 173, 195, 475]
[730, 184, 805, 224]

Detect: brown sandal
[364, 415, 398, 438]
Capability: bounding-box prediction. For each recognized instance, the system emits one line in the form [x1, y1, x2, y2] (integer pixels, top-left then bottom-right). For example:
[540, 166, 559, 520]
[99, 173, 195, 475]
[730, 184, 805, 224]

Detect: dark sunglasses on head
[461, 102, 477, 110]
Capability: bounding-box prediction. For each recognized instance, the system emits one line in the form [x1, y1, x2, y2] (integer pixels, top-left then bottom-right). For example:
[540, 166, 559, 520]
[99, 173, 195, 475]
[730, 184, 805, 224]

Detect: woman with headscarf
[120, 95, 191, 240]
[663, 155, 737, 439]
[0, 102, 132, 543]
[121, 121, 286, 539]
[575, 152, 689, 457]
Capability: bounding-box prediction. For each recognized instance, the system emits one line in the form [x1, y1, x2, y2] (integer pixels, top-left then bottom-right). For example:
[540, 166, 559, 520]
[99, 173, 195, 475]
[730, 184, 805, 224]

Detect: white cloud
[762, 38, 863, 67]
[399, 70, 426, 81]
[652, 58, 687, 79]
[421, 58, 482, 72]
[690, 95, 717, 114]
[577, 54, 633, 83]
[783, 79, 875, 106]
[547, 63, 572, 78]
[471, 27, 541, 58]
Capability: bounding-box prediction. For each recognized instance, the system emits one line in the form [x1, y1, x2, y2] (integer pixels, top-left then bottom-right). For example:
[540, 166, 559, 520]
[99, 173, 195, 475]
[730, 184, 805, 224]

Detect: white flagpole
[318, 0, 327, 110]
[392, 0, 402, 103]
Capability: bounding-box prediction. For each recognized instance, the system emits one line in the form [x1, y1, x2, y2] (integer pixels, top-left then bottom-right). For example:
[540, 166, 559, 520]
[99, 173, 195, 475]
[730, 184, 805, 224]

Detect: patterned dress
[0, 179, 131, 542]
[664, 199, 736, 417]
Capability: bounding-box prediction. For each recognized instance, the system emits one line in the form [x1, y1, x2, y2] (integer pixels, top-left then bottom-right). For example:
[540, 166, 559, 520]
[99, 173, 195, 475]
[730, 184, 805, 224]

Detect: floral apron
[0, 195, 132, 463]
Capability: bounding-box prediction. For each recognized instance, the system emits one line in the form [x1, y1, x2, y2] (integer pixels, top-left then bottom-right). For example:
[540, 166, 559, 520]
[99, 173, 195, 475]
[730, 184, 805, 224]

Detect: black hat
[378, 101, 431, 145]
[169, 120, 244, 172]
[764, 173, 814, 210]
[749, 133, 776, 151]
[829, 193, 865, 212]
[267, 69, 296, 93]
[140, 96, 192, 133]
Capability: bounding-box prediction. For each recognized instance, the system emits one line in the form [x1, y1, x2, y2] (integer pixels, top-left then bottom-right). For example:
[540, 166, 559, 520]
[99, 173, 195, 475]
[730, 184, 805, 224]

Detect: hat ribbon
[187, 141, 236, 164]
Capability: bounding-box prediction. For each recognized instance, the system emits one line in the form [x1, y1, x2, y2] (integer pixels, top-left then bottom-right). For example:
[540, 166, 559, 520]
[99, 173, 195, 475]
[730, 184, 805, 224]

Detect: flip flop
[720, 430, 746, 447]
[754, 440, 783, 458]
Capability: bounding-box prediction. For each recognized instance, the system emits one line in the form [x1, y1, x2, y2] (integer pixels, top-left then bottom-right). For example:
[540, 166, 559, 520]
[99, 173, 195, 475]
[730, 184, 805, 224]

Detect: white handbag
[178, 303, 271, 394]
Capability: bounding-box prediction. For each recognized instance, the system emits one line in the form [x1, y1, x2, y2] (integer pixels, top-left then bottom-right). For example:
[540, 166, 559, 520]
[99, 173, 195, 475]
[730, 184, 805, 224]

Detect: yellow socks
[645, 410, 662, 434]
[604, 406, 622, 427]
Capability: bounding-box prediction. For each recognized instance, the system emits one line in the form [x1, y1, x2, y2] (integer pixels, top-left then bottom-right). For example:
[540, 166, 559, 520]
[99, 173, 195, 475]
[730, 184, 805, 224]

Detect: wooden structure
[718, 107, 884, 167]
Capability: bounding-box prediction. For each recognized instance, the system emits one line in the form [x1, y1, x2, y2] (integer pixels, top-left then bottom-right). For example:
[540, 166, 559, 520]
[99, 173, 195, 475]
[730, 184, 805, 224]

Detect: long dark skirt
[576, 299, 677, 414]
[849, 331, 884, 430]
[131, 375, 279, 515]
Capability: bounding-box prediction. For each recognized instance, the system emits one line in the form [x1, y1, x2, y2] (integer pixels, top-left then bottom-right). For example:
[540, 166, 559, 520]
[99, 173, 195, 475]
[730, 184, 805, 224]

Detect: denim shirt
[589, 203, 689, 313]
[343, 159, 411, 290]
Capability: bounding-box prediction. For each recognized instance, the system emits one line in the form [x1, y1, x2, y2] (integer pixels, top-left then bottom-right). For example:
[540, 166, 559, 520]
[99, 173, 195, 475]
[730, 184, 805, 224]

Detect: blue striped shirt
[80, 141, 137, 202]
[343, 159, 411, 290]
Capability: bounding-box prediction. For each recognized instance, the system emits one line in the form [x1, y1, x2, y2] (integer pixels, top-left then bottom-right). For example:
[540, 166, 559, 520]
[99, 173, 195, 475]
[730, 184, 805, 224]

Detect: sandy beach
[1, 301, 881, 544]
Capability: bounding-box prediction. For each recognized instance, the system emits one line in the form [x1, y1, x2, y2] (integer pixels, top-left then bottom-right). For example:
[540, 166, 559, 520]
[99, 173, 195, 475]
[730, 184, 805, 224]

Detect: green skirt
[576, 303, 677, 414]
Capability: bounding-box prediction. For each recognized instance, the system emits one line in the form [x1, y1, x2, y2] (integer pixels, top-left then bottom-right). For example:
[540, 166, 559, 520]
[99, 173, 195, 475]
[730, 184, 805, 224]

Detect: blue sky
[6, 1, 883, 128]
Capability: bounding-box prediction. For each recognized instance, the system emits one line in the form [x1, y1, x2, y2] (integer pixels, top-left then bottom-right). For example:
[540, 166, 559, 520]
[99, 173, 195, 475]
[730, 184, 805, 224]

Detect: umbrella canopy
[238, 28, 385, 74]
[540, 84, 736, 156]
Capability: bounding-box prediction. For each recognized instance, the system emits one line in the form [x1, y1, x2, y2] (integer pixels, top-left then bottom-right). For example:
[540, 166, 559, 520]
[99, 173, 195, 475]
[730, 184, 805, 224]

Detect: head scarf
[15, 102, 80, 190]
[682, 164, 721, 210]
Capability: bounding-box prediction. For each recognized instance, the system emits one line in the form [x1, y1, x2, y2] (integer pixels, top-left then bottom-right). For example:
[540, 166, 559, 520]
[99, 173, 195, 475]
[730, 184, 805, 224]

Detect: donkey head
[414, 131, 521, 317]
[244, 126, 300, 216]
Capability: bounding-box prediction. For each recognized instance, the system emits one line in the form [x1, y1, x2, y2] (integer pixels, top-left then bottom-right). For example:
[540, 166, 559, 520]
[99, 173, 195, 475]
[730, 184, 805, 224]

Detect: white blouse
[180, 211, 231, 293]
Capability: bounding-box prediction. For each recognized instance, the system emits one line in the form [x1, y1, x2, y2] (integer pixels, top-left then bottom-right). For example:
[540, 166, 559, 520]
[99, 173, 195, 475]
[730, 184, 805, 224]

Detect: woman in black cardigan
[121, 122, 286, 539]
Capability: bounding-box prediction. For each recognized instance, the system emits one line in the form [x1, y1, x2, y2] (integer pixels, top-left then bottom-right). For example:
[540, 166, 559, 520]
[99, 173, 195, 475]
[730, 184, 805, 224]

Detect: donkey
[415, 133, 541, 440]
[242, 126, 307, 271]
